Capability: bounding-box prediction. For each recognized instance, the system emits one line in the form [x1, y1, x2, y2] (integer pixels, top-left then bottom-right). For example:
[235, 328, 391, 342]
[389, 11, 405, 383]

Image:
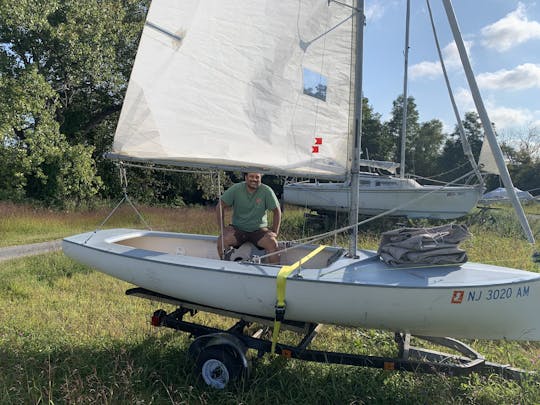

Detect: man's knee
[222, 226, 238, 246]
[258, 234, 278, 252]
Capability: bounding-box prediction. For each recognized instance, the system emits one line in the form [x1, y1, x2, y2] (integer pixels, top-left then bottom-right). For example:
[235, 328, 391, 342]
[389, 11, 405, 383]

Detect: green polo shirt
[221, 182, 279, 232]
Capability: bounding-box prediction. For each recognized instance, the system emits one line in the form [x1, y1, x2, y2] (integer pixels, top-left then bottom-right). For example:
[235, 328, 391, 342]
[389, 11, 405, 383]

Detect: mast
[399, 0, 411, 179]
[348, 0, 365, 256]
[442, 0, 535, 244]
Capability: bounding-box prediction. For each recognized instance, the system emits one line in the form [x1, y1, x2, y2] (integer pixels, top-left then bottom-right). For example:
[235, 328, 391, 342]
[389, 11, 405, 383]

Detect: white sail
[111, 0, 355, 179]
[478, 139, 499, 174]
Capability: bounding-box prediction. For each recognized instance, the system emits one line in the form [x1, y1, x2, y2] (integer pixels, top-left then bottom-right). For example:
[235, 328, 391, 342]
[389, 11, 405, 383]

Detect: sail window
[303, 68, 327, 102]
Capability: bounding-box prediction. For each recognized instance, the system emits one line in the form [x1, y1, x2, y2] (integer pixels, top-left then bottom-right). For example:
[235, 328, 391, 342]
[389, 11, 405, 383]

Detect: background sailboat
[63, 0, 540, 342]
[283, 0, 483, 219]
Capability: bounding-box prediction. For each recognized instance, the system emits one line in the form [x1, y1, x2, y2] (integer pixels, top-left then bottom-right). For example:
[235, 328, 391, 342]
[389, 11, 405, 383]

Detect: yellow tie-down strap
[271, 245, 326, 354]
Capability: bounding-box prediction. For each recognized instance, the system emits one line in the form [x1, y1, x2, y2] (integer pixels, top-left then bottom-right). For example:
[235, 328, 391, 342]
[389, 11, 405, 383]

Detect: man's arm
[270, 206, 281, 235]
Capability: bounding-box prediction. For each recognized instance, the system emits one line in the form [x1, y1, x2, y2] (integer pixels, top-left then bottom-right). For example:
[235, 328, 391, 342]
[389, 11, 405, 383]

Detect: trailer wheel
[195, 346, 244, 389]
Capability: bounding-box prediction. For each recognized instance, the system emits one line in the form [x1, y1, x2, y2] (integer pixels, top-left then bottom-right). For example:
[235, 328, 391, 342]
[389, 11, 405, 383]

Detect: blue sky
[362, 0, 540, 137]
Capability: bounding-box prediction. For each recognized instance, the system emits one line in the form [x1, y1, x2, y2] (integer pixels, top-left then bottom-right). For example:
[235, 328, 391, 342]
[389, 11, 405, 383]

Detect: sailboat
[63, 0, 540, 342]
[282, 172, 482, 219]
[283, 1, 483, 220]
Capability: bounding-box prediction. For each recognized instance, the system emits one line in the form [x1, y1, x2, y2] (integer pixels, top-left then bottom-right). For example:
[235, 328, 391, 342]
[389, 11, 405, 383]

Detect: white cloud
[365, 3, 387, 22]
[455, 87, 474, 111]
[443, 41, 473, 69]
[487, 105, 534, 130]
[449, 88, 536, 130]
[409, 61, 440, 79]
[409, 41, 473, 80]
[477, 63, 540, 90]
[481, 2, 540, 51]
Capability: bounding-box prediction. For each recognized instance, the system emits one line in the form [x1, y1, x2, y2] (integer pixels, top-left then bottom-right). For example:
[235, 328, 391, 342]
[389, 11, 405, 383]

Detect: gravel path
[0, 240, 62, 262]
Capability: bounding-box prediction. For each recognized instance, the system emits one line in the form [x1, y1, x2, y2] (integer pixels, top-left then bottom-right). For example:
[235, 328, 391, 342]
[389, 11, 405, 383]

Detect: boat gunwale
[62, 231, 540, 290]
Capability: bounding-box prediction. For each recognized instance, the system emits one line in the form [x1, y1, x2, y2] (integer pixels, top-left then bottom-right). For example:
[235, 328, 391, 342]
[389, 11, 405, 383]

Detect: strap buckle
[274, 304, 286, 322]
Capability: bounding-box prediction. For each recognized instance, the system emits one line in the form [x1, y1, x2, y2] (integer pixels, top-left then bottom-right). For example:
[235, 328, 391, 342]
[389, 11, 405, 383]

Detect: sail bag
[377, 224, 471, 266]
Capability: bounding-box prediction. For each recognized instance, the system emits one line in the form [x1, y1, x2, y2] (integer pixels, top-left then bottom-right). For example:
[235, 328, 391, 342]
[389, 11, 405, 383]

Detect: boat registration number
[451, 285, 530, 304]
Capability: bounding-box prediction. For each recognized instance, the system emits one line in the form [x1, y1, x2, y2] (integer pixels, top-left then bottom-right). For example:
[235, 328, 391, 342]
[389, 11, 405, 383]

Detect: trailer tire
[195, 346, 245, 389]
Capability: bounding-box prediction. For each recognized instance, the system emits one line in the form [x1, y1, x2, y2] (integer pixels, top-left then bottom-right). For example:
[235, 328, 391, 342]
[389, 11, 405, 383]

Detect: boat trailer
[127, 287, 532, 389]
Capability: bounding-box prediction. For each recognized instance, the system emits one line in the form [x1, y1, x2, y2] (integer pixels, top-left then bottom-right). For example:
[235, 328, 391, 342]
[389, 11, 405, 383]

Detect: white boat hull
[63, 229, 540, 341]
[284, 178, 482, 219]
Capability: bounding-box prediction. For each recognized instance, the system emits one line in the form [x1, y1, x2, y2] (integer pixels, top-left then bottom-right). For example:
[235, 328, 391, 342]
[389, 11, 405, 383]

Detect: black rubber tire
[195, 346, 245, 389]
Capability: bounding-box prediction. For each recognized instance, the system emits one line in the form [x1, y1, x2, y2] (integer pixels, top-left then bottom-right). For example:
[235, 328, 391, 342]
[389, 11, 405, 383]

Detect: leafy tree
[503, 142, 540, 195]
[0, 65, 102, 205]
[413, 119, 445, 179]
[438, 111, 484, 184]
[383, 95, 420, 175]
[0, 0, 148, 206]
[359, 97, 391, 161]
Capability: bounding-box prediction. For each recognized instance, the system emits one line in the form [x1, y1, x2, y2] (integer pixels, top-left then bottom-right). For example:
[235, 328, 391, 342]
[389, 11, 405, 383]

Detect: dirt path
[0, 240, 62, 262]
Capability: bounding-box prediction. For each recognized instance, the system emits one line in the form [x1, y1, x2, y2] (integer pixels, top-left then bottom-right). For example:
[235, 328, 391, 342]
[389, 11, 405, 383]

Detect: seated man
[216, 172, 281, 264]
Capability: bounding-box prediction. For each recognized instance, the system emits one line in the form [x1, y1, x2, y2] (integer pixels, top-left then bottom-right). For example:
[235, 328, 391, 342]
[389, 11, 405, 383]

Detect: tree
[0, 65, 102, 205]
[359, 97, 391, 161]
[413, 119, 445, 179]
[383, 95, 420, 175]
[438, 111, 484, 184]
[0, 0, 149, 206]
[503, 142, 540, 196]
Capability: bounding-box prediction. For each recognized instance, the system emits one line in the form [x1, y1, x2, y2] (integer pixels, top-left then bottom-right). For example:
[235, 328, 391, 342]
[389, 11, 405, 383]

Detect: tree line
[1, 0, 538, 208]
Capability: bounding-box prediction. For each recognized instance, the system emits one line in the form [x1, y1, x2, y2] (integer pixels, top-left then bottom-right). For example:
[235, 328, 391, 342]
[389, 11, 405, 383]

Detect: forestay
[111, 0, 355, 179]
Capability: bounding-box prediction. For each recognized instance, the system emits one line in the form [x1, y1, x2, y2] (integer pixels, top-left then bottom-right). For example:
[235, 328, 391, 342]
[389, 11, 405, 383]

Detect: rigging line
[418, 160, 475, 181]
[411, 173, 476, 186]
[300, 8, 354, 51]
[217, 173, 226, 258]
[425, 0, 483, 186]
[119, 164, 152, 231]
[83, 165, 152, 244]
[329, 0, 361, 12]
[145, 21, 183, 42]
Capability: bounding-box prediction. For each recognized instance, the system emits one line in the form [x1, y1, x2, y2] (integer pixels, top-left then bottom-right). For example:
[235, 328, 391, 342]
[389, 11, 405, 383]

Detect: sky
[362, 0, 540, 137]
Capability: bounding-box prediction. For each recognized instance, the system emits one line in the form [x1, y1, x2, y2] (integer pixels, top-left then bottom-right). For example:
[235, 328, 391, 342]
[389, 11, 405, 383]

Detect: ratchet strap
[271, 245, 326, 354]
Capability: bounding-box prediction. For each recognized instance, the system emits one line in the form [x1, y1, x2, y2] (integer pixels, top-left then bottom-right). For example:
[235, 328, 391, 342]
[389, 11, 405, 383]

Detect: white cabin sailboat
[283, 0, 483, 219]
[63, 0, 540, 341]
[283, 173, 482, 219]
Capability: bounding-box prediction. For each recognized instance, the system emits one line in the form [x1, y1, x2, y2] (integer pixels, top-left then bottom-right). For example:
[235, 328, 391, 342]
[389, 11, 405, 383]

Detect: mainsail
[110, 0, 355, 179]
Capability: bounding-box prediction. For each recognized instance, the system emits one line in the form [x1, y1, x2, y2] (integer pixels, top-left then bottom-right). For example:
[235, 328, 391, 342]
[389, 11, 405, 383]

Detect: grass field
[1, 201, 540, 404]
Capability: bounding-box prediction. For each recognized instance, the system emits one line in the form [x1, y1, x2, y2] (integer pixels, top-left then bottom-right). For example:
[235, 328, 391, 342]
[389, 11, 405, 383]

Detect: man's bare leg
[257, 232, 280, 264]
[217, 225, 238, 259]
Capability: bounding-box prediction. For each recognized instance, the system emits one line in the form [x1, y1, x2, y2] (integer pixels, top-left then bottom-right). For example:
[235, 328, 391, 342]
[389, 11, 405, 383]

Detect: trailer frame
[127, 287, 532, 388]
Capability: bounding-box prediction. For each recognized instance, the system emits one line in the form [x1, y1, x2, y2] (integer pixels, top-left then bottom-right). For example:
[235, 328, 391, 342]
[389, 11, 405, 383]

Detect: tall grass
[1, 202, 540, 403]
[0, 202, 220, 247]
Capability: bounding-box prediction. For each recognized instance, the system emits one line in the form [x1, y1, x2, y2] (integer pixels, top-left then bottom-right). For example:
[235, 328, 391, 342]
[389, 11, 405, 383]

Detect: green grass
[0, 202, 221, 247]
[1, 202, 540, 403]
